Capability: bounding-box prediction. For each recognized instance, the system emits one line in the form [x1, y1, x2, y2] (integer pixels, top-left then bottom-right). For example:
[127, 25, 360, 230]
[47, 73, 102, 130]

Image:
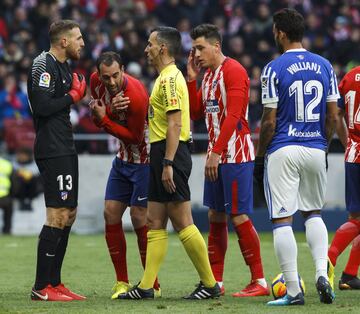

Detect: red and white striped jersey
[339, 66, 360, 163]
[189, 57, 254, 164]
[90, 72, 149, 164]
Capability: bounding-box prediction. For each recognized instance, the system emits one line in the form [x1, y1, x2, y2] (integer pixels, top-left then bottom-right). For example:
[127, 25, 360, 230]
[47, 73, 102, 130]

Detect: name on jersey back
[287, 62, 322, 75]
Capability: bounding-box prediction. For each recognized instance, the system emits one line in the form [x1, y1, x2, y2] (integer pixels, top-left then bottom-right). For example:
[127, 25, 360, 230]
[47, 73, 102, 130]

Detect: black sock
[34, 225, 63, 290]
[342, 272, 356, 281]
[50, 226, 71, 287]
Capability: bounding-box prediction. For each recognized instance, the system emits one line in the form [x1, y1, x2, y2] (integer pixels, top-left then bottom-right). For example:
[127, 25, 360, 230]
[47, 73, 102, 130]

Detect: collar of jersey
[120, 74, 128, 92]
[284, 48, 307, 53]
[160, 64, 177, 74]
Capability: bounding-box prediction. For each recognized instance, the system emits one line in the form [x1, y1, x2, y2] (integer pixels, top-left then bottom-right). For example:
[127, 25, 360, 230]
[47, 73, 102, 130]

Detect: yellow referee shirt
[148, 64, 190, 143]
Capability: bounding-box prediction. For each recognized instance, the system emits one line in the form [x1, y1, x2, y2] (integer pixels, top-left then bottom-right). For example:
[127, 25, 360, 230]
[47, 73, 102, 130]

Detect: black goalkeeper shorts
[36, 155, 78, 209]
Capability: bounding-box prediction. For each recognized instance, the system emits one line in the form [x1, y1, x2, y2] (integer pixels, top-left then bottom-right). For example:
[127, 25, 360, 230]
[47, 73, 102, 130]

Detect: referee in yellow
[119, 26, 220, 300]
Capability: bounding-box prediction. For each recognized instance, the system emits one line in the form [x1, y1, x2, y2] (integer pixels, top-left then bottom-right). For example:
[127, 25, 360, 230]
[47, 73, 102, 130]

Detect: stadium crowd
[0, 0, 359, 154]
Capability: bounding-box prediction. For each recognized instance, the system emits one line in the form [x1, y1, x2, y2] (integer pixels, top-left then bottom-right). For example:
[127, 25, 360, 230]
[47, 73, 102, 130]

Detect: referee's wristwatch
[162, 158, 174, 167]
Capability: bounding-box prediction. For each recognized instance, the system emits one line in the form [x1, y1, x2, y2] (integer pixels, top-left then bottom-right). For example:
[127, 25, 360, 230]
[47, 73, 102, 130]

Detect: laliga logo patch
[61, 191, 68, 200]
[39, 72, 51, 87]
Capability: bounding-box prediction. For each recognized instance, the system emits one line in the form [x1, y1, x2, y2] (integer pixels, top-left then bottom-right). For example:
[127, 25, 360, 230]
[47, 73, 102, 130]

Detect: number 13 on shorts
[57, 174, 73, 191]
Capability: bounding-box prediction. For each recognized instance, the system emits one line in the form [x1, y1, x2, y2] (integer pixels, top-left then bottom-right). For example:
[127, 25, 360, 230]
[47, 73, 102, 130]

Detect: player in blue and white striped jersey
[255, 8, 339, 306]
[261, 53, 338, 153]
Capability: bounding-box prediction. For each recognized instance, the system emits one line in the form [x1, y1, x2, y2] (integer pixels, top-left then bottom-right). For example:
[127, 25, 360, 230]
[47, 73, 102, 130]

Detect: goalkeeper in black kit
[27, 20, 86, 301]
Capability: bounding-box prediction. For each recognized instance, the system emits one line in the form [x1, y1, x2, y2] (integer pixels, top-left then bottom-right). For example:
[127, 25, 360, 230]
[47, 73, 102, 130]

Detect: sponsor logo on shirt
[205, 99, 220, 113]
[39, 72, 51, 87]
[212, 80, 218, 89]
[288, 124, 321, 138]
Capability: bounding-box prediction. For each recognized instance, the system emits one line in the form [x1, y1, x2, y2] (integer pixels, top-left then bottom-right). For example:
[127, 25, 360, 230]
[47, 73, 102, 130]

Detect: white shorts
[264, 145, 327, 219]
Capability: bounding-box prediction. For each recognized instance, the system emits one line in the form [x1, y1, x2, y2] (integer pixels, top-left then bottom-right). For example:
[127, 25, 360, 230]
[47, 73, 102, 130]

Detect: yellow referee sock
[139, 229, 168, 290]
[179, 224, 216, 288]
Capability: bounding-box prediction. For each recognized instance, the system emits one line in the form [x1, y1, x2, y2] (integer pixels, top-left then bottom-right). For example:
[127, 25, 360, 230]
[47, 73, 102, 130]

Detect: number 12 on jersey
[289, 80, 323, 123]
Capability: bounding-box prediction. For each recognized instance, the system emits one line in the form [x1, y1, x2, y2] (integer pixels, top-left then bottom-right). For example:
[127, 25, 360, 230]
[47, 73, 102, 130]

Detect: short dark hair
[151, 26, 181, 57]
[96, 51, 123, 72]
[273, 8, 305, 42]
[190, 24, 222, 45]
[49, 20, 80, 44]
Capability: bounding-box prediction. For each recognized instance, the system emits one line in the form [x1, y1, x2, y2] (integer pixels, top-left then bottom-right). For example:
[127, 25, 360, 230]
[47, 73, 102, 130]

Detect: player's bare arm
[162, 110, 181, 193]
[205, 152, 220, 182]
[256, 108, 277, 157]
[325, 101, 339, 147]
[335, 107, 348, 147]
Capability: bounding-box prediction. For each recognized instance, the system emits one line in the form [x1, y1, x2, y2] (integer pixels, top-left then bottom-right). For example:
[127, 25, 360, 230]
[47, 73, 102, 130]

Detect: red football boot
[232, 281, 270, 297]
[31, 285, 73, 301]
[53, 283, 86, 300]
[220, 285, 225, 296]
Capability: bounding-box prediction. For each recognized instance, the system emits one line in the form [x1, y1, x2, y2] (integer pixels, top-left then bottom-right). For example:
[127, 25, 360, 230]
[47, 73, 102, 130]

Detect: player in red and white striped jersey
[328, 66, 360, 290]
[90, 69, 149, 164]
[188, 57, 254, 164]
[187, 24, 268, 297]
[90, 52, 160, 299]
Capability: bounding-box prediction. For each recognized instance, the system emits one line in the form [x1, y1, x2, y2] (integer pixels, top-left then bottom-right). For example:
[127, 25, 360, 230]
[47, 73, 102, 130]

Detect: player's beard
[108, 84, 120, 96]
[66, 46, 81, 61]
[275, 39, 284, 54]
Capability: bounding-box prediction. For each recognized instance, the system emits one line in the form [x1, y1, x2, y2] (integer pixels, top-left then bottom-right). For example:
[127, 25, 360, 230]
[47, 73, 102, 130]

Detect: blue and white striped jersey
[261, 48, 339, 154]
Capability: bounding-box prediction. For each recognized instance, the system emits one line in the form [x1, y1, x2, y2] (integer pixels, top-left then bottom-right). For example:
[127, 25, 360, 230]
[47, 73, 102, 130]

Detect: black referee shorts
[36, 155, 78, 209]
[148, 140, 192, 203]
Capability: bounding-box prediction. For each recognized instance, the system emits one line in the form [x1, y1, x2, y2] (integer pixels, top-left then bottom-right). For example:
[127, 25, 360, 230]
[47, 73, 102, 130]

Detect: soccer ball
[271, 273, 306, 299]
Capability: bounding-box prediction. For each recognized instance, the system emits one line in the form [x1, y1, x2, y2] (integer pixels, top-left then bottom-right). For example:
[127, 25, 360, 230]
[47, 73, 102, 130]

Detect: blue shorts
[203, 162, 254, 215]
[105, 157, 149, 207]
[345, 162, 360, 213]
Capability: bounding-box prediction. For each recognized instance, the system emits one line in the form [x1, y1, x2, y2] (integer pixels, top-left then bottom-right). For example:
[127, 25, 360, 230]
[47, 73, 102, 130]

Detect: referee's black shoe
[183, 282, 221, 300]
[118, 284, 154, 300]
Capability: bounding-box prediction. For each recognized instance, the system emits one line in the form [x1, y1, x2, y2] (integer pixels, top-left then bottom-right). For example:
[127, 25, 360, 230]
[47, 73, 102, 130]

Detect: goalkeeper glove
[68, 73, 86, 103]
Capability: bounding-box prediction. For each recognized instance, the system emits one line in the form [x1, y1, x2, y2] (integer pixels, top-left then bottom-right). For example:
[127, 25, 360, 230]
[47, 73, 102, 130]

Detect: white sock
[273, 225, 301, 297]
[256, 278, 267, 288]
[217, 281, 223, 288]
[305, 215, 328, 281]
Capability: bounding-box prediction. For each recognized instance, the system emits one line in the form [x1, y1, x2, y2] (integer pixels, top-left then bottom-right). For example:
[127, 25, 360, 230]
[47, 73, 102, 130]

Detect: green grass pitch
[0, 232, 359, 313]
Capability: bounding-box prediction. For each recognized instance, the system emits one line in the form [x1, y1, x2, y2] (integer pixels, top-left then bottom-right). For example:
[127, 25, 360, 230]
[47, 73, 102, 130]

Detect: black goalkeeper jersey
[27, 52, 76, 159]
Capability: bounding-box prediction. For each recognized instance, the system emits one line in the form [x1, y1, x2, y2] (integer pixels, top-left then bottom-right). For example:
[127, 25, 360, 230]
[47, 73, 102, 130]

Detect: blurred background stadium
[0, 0, 359, 235]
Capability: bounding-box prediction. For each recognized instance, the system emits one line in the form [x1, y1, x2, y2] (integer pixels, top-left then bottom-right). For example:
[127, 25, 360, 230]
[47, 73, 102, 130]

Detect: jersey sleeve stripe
[270, 71, 277, 100]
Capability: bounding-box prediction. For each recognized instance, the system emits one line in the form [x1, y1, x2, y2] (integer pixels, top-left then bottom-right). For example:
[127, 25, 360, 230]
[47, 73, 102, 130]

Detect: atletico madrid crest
[61, 191, 68, 200]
